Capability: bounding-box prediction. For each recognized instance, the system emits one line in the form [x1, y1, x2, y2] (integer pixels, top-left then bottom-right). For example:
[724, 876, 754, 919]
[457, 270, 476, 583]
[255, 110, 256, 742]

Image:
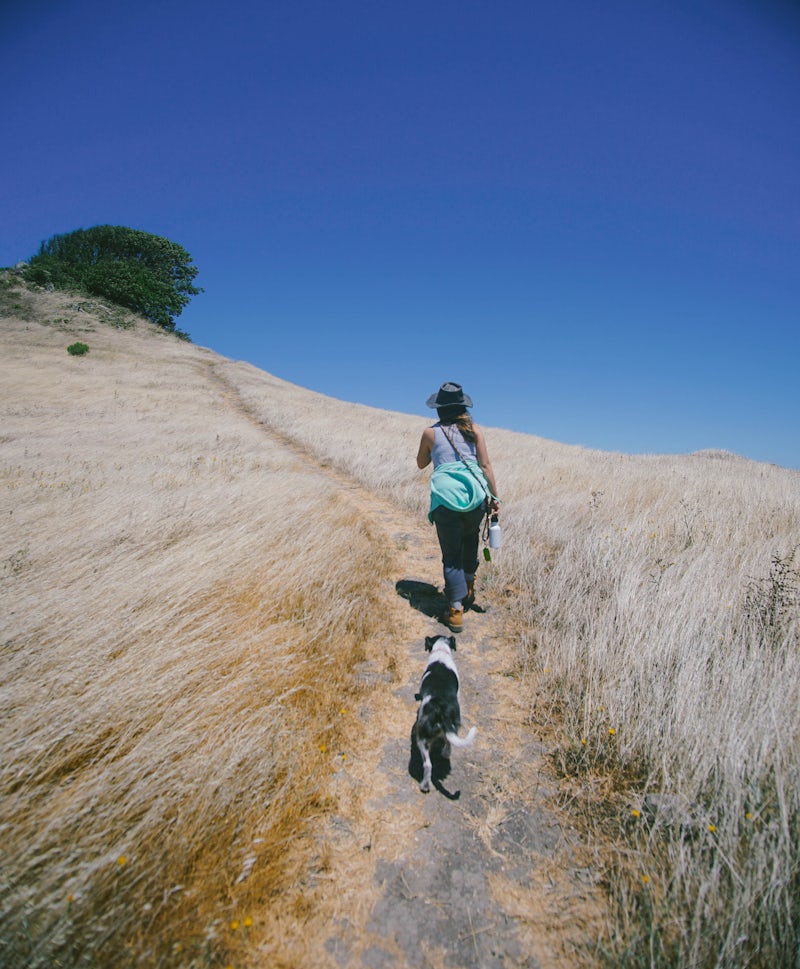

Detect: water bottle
[488, 515, 502, 549]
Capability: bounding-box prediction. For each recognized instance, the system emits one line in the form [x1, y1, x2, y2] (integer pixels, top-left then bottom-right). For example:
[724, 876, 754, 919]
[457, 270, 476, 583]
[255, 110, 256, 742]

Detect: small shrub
[745, 545, 800, 648]
[0, 272, 37, 320]
[67, 342, 90, 356]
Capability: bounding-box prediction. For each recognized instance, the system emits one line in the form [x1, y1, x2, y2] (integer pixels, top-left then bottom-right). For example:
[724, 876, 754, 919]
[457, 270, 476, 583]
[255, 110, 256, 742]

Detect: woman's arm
[416, 427, 435, 469]
[474, 425, 500, 511]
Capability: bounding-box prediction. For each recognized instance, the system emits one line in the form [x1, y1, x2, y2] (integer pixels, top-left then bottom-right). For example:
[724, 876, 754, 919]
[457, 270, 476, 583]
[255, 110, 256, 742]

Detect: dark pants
[431, 504, 485, 604]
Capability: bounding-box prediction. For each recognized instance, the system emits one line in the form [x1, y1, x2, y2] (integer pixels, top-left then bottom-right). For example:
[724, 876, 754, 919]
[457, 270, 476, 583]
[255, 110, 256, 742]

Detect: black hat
[425, 382, 473, 409]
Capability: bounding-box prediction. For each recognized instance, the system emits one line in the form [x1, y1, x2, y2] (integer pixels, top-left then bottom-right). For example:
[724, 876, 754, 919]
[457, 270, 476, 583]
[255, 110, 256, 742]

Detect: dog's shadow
[408, 723, 461, 800]
[396, 579, 487, 617]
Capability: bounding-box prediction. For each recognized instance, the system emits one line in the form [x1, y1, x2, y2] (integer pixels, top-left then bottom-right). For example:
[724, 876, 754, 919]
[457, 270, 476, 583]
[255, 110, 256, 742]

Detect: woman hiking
[416, 382, 500, 633]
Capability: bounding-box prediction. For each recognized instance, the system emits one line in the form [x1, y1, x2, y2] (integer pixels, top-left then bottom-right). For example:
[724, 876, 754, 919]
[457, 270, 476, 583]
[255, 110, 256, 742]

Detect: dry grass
[494, 451, 800, 966]
[2, 274, 799, 967]
[1, 281, 394, 967]
[214, 326, 800, 965]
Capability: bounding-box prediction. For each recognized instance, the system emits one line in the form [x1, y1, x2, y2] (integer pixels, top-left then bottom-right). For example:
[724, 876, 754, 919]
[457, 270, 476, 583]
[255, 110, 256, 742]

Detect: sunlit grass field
[1, 286, 396, 967]
[2, 276, 799, 966]
[223, 328, 800, 966]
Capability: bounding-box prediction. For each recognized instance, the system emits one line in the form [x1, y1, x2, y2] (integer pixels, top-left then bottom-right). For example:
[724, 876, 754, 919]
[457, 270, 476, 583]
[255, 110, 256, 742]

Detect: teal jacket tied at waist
[428, 460, 489, 521]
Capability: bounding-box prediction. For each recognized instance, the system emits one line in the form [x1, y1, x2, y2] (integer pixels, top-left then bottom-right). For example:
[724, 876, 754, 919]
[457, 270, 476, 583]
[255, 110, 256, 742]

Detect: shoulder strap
[439, 424, 490, 500]
[439, 422, 467, 461]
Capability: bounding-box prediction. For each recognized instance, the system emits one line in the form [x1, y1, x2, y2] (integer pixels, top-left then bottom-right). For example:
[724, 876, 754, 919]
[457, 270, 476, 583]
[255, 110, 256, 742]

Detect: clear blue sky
[3, 0, 799, 468]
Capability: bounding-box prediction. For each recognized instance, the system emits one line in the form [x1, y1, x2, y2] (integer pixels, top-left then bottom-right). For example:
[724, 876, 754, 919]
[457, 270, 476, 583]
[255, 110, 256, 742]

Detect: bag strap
[439, 424, 490, 501]
[439, 424, 496, 548]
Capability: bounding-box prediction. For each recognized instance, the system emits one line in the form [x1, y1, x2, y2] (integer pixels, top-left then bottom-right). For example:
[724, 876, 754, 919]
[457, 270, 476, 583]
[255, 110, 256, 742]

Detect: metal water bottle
[488, 515, 502, 549]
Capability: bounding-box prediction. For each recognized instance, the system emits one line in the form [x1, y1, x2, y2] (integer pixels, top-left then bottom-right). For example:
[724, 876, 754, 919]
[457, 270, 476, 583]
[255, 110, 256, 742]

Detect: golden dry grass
[213, 307, 800, 965]
[2, 273, 799, 967]
[1, 282, 395, 967]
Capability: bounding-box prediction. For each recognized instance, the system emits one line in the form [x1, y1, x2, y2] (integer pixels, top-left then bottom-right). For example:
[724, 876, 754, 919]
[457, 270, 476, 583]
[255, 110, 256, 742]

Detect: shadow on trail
[396, 579, 487, 617]
[396, 579, 444, 619]
[408, 723, 461, 801]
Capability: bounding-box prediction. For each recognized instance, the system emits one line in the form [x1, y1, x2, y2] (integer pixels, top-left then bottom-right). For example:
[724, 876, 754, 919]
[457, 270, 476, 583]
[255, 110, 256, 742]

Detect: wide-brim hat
[425, 382, 473, 409]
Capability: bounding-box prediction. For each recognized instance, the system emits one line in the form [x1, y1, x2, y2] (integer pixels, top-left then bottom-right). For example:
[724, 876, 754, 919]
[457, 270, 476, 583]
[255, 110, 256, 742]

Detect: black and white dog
[415, 635, 477, 793]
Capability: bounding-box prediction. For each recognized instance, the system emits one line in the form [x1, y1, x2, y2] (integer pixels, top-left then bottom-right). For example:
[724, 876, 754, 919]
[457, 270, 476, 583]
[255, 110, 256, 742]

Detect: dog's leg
[418, 739, 432, 793]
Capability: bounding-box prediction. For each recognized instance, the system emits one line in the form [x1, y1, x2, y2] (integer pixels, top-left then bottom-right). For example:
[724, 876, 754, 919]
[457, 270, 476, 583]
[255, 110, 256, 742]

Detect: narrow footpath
[211, 363, 609, 968]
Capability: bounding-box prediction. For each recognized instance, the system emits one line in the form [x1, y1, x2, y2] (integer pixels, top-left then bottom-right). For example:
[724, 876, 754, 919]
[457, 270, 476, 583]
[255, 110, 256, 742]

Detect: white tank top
[431, 423, 477, 468]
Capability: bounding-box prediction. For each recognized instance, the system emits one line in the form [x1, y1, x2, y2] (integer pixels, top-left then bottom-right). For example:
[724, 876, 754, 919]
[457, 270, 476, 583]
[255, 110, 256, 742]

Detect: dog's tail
[445, 726, 477, 748]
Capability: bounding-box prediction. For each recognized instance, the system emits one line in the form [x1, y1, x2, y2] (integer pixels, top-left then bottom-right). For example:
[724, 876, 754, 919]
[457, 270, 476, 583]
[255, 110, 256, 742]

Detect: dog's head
[425, 634, 456, 653]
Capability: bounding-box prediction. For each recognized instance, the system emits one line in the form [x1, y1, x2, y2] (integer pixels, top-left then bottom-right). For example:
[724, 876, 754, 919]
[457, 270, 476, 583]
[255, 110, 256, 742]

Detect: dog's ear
[449, 635, 457, 650]
[424, 636, 436, 652]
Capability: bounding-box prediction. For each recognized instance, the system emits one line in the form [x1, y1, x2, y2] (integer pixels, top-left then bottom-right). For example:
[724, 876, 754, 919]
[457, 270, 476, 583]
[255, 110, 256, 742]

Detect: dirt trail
[210, 364, 609, 968]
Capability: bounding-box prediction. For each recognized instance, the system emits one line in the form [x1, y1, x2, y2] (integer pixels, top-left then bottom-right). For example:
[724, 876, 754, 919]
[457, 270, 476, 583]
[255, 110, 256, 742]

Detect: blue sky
[2, 0, 799, 468]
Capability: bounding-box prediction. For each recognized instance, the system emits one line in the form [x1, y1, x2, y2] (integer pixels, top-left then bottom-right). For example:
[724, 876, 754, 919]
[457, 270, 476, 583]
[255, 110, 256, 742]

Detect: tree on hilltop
[25, 226, 202, 333]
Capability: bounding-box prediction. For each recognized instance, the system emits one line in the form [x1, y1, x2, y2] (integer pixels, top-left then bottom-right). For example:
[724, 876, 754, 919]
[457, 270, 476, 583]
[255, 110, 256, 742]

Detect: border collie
[415, 634, 477, 793]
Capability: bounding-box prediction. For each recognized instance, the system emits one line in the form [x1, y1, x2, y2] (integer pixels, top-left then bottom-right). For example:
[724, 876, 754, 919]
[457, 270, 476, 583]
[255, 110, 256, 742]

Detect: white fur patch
[425, 637, 459, 678]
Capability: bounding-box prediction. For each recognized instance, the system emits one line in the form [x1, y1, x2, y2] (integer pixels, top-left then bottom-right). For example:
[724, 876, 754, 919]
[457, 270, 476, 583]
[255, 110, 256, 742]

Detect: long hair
[436, 405, 476, 444]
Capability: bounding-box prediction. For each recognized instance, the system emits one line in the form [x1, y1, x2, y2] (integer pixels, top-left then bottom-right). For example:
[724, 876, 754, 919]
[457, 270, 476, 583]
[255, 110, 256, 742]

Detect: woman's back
[430, 423, 478, 468]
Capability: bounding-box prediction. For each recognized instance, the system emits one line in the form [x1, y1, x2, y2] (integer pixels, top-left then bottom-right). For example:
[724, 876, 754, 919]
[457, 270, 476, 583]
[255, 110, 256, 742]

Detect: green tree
[25, 225, 202, 332]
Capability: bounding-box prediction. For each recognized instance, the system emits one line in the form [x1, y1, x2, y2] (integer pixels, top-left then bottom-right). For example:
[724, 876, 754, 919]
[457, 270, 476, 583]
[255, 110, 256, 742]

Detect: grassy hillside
[0, 278, 399, 967]
[2, 273, 799, 967]
[222, 342, 800, 964]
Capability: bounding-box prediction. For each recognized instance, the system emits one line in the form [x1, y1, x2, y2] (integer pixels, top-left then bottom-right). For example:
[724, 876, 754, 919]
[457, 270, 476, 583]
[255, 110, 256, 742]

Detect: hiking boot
[444, 605, 464, 633]
[464, 579, 475, 609]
